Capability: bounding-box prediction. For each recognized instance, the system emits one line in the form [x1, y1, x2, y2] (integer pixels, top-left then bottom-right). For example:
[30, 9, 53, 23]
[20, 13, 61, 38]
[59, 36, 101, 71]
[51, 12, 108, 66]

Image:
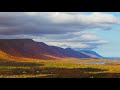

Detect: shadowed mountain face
[0, 39, 102, 59]
[0, 39, 57, 60]
[79, 50, 102, 58]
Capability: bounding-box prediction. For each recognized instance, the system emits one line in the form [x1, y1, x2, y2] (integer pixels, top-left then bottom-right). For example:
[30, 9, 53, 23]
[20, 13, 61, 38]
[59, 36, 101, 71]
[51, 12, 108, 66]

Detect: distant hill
[78, 50, 102, 58]
[0, 39, 102, 60]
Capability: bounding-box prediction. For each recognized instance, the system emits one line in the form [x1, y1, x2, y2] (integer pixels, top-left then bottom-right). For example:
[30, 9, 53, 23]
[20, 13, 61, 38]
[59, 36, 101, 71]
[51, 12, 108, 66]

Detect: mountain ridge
[0, 39, 102, 60]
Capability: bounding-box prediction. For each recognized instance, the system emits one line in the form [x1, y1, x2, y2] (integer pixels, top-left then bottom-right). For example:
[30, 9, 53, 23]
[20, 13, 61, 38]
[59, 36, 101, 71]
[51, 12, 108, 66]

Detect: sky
[0, 12, 119, 57]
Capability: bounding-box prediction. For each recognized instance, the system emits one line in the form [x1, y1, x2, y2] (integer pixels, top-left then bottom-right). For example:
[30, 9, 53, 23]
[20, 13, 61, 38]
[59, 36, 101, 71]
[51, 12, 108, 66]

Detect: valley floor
[0, 58, 120, 78]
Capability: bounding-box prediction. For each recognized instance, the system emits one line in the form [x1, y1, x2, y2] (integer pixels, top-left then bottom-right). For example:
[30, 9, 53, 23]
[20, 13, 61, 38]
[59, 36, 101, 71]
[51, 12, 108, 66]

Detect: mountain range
[0, 39, 102, 60]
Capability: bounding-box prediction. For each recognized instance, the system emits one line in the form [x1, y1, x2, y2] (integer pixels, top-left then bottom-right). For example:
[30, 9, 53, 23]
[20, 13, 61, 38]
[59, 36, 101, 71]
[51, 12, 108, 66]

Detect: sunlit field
[0, 58, 120, 78]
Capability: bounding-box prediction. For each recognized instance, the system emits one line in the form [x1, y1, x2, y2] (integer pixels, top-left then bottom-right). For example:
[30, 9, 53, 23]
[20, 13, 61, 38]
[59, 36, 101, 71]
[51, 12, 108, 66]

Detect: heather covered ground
[0, 58, 120, 78]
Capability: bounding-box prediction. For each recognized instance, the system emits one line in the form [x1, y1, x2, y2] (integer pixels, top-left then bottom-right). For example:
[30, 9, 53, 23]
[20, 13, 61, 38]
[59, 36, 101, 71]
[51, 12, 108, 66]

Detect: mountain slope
[78, 50, 102, 58]
[0, 39, 102, 59]
[0, 39, 57, 60]
[64, 48, 91, 58]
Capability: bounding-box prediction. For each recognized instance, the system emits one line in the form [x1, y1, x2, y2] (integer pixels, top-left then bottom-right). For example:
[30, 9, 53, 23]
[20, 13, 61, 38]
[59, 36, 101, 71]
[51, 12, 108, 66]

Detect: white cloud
[80, 34, 100, 41]
[33, 31, 108, 50]
[45, 41, 90, 49]
[39, 12, 119, 29]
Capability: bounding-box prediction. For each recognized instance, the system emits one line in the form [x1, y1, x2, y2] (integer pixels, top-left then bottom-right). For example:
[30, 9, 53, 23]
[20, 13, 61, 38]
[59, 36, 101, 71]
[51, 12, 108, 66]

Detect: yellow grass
[0, 51, 120, 78]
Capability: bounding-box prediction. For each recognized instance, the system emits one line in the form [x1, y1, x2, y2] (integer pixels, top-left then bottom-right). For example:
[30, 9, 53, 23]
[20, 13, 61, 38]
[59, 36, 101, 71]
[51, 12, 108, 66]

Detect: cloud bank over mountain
[0, 12, 119, 50]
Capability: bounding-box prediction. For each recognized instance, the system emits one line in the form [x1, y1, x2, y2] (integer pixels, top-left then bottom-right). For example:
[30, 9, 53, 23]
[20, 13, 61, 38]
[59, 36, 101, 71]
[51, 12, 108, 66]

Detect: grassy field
[0, 58, 120, 78]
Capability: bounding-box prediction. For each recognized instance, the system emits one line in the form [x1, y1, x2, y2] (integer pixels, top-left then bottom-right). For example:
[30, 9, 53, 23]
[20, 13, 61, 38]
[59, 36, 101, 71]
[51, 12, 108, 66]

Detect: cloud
[0, 12, 119, 35]
[33, 31, 108, 50]
[0, 12, 118, 50]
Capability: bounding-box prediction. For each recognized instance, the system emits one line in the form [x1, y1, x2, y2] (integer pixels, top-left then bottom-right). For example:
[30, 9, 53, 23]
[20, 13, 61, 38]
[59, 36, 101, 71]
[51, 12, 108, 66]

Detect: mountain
[0, 39, 102, 60]
[49, 47, 91, 58]
[78, 50, 102, 58]
[64, 48, 91, 58]
[0, 39, 58, 60]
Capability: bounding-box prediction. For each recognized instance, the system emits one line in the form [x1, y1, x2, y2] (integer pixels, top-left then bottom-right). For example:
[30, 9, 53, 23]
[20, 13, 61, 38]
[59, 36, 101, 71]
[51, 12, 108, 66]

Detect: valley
[0, 57, 120, 78]
[0, 39, 119, 78]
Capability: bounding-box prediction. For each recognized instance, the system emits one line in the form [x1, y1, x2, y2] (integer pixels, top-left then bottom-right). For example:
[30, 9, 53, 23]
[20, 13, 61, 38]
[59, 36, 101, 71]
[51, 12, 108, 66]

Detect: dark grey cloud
[0, 12, 118, 50]
[0, 12, 119, 35]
